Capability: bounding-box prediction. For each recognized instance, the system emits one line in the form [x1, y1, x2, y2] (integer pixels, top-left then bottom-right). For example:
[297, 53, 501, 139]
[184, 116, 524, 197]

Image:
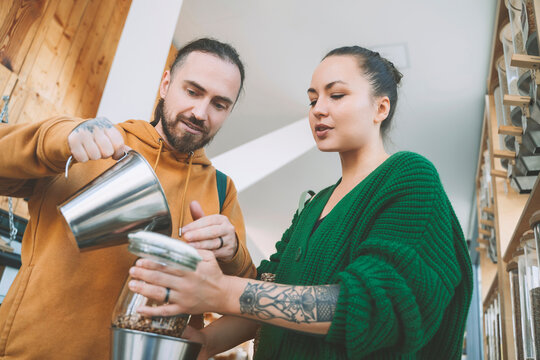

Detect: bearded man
[0, 38, 256, 360]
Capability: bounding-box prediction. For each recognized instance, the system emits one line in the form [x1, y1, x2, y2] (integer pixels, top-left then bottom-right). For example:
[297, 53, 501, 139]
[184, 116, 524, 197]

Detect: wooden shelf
[477, 1, 540, 359]
[503, 174, 540, 262]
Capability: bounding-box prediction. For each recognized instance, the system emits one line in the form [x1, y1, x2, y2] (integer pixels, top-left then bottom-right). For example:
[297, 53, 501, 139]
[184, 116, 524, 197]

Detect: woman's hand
[182, 201, 238, 261]
[128, 250, 233, 316]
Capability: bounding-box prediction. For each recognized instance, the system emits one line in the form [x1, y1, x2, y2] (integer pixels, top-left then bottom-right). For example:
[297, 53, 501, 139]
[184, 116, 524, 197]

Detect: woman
[128, 46, 473, 359]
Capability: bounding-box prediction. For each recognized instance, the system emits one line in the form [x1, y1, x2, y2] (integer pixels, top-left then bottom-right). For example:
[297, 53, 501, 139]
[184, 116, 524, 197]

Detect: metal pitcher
[58, 150, 172, 251]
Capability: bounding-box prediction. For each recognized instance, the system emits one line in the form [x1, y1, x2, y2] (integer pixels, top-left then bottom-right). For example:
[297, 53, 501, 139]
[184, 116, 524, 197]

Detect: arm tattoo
[239, 282, 339, 323]
[73, 116, 113, 134]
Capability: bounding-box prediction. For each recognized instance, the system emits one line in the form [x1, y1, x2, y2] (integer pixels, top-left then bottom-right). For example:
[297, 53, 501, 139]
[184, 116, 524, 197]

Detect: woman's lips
[315, 124, 332, 138]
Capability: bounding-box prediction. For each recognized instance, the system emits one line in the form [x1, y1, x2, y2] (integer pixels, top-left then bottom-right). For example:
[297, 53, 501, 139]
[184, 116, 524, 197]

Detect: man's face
[155, 51, 242, 153]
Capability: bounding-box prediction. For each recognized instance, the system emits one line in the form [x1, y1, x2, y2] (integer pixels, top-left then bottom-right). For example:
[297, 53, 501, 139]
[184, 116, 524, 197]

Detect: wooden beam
[498, 125, 523, 136]
[483, 206, 495, 214]
[481, 219, 495, 227]
[510, 53, 540, 69]
[503, 94, 532, 107]
[479, 228, 492, 236]
[478, 238, 490, 245]
[493, 150, 516, 160]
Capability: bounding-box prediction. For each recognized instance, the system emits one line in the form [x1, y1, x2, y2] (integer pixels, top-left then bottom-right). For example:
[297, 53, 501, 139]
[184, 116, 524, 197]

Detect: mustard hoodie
[0, 116, 256, 360]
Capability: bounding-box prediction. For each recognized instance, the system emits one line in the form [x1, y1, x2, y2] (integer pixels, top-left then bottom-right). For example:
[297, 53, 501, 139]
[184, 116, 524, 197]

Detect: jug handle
[64, 151, 129, 179]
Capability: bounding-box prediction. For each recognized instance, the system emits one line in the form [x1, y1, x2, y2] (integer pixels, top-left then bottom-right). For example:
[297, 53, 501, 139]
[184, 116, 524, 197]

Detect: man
[0, 38, 256, 359]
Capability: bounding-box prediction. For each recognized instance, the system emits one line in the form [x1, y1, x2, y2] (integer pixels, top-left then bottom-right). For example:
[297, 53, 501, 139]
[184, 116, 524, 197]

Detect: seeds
[112, 314, 189, 338]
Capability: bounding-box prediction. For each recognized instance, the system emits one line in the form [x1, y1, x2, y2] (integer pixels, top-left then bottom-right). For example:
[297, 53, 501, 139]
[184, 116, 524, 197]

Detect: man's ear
[159, 70, 171, 99]
[374, 96, 390, 125]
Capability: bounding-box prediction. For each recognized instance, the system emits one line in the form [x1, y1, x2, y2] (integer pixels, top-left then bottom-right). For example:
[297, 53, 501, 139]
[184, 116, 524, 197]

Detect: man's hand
[182, 201, 238, 261]
[68, 117, 125, 162]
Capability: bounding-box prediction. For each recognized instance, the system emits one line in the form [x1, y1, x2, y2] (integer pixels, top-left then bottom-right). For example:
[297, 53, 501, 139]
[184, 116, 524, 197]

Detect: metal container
[111, 327, 201, 360]
[58, 150, 172, 251]
[511, 175, 537, 194]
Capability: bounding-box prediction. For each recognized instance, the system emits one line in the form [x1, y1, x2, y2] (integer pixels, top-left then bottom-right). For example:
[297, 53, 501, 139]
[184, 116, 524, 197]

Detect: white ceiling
[173, 0, 496, 263]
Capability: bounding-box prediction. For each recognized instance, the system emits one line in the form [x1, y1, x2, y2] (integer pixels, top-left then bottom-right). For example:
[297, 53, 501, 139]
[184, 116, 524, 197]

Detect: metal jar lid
[127, 231, 202, 271]
[530, 210, 540, 228]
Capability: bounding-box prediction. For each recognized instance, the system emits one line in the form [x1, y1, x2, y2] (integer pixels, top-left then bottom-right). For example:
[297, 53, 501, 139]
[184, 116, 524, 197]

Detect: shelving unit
[477, 0, 540, 358]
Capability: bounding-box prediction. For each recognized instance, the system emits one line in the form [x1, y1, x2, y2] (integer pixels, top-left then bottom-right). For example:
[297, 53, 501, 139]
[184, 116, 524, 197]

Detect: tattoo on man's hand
[239, 282, 339, 323]
[73, 117, 113, 134]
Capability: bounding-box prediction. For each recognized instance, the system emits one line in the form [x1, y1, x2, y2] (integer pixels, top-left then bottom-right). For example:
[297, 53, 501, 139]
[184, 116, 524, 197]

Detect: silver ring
[218, 236, 224, 249]
[164, 287, 170, 303]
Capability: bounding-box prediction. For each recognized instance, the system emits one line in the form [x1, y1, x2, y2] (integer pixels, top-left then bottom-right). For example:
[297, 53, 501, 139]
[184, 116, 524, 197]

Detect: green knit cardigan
[254, 151, 473, 360]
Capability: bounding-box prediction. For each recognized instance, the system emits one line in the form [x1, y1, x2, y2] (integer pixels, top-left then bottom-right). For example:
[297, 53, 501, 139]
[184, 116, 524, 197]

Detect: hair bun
[382, 58, 403, 86]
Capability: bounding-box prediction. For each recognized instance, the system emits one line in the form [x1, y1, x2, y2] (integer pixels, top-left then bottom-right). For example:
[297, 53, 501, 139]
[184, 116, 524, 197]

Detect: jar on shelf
[484, 302, 495, 360]
[518, 233, 539, 358]
[507, 259, 525, 360]
[507, 0, 527, 54]
[111, 231, 202, 338]
[531, 210, 540, 255]
[500, 22, 525, 96]
[485, 293, 502, 360]
[495, 85, 517, 154]
[522, 0, 539, 55]
[494, 294, 503, 360]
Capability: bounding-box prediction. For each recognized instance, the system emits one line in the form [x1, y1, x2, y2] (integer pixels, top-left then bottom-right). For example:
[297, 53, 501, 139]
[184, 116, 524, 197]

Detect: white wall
[97, 0, 184, 123]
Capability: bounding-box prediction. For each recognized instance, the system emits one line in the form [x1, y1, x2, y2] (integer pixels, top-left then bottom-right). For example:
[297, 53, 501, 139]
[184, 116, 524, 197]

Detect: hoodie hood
[119, 119, 212, 166]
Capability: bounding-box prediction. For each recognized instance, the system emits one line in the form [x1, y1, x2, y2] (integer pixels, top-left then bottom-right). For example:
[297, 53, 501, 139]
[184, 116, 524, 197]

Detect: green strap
[297, 190, 316, 214]
[216, 169, 227, 213]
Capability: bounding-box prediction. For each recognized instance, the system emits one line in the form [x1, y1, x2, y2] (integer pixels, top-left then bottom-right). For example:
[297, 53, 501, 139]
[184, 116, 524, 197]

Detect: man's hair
[170, 38, 245, 99]
[151, 38, 245, 126]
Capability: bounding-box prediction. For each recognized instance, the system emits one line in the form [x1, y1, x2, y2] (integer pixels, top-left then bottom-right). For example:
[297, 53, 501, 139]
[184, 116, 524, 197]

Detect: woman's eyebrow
[307, 80, 348, 94]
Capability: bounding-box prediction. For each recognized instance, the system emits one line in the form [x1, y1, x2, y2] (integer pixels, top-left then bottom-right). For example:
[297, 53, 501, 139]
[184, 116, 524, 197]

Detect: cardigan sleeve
[325, 163, 471, 358]
[256, 210, 300, 279]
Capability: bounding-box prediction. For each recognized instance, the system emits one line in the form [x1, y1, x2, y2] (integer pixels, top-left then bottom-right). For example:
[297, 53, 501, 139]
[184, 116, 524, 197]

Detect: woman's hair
[323, 46, 403, 136]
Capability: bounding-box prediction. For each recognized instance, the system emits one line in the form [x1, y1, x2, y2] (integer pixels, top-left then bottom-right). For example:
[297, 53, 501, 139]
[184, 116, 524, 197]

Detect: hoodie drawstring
[178, 151, 194, 237]
[152, 139, 193, 238]
[153, 139, 164, 172]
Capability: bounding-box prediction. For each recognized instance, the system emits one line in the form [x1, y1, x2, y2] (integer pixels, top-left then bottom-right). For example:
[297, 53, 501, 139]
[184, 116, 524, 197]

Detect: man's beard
[154, 98, 215, 153]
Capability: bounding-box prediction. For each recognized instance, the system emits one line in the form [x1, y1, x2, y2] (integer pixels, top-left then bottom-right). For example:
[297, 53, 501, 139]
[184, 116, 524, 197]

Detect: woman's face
[307, 55, 388, 153]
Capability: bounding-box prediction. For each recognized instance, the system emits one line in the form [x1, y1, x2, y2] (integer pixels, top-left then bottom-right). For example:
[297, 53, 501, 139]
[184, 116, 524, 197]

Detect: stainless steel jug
[58, 150, 172, 251]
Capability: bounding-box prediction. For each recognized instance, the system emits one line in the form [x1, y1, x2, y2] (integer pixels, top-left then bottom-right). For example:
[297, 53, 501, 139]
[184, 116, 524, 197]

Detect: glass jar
[495, 85, 517, 154]
[508, 259, 525, 360]
[501, 22, 523, 96]
[484, 302, 495, 360]
[111, 231, 202, 338]
[507, 0, 527, 54]
[518, 233, 539, 358]
[531, 210, 540, 258]
[523, 0, 538, 55]
[485, 294, 502, 360]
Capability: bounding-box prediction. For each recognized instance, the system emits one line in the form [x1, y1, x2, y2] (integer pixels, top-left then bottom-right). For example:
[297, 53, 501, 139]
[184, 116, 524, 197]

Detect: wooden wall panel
[0, 0, 132, 219]
[0, 0, 50, 73]
[76, 0, 131, 118]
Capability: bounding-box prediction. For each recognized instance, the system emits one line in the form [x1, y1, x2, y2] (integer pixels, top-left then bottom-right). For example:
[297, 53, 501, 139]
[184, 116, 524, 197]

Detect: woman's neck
[338, 138, 389, 190]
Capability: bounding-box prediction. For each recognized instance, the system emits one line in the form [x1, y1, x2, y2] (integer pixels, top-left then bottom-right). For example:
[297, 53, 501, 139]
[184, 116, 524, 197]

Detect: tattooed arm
[237, 282, 339, 333]
[67, 116, 125, 162]
[128, 251, 340, 335]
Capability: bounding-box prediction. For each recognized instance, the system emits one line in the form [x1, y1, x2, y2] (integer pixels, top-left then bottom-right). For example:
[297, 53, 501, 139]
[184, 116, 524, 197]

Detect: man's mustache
[175, 113, 208, 134]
